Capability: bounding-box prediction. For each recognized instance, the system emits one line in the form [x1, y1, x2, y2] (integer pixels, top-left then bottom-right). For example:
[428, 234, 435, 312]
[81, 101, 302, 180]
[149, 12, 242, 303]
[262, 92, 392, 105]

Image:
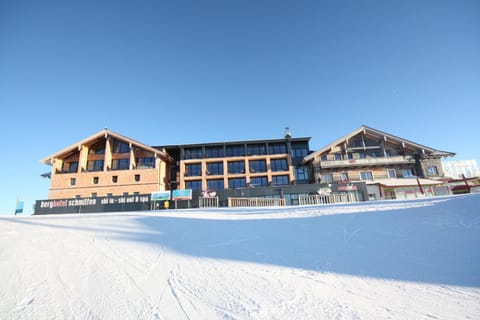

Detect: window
[75, 195, 81, 199]
[205, 146, 224, 158]
[335, 153, 342, 160]
[341, 172, 349, 181]
[290, 143, 309, 164]
[352, 140, 363, 147]
[271, 159, 288, 172]
[226, 144, 245, 157]
[294, 166, 309, 182]
[112, 140, 130, 153]
[387, 169, 396, 179]
[206, 162, 223, 175]
[134, 192, 140, 196]
[112, 176, 118, 183]
[89, 141, 105, 154]
[137, 157, 155, 169]
[70, 178, 76, 185]
[228, 161, 245, 174]
[186, 163, 202, 176]
[250, 176, 268, 187]
[134, 174, 140, 182]
[107, 193, 113, 197]
[427, 166, 439, 176]
[87, 160, 104, 172]
[321, 155, 327, 161]
[184, 147, 203, 159]
[360, 171, 374, 180]
[320, 174, 334, 183]
[91, 192, 97, 198]
[186, 180, 202, 190]
[228, 178, 246, 189]
[93, 177, 99, 184]
[62, 161, 78, 173]
[123, 192, 129, 196]
[207, 179, 224, 190]
[112, 159, 129, 170]
[247, 144, 266, 156]
[249, 160, 267, 173]
[268, 143, 286, 155]
[400, 168, 414, 178]
[271, 175, 289, 186]
[359, 152, 366, 159]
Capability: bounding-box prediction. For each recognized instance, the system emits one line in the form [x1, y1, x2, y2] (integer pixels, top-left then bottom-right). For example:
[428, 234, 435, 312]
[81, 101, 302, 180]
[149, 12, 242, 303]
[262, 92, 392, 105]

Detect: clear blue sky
[1, 0, 479, 214]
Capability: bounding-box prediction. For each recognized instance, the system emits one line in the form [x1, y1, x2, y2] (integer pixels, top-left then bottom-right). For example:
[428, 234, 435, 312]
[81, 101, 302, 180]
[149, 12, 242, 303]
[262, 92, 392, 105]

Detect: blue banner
[15, 201, 24, 214]
[151, 191, 171, 201]
[172, 189, 192, 200]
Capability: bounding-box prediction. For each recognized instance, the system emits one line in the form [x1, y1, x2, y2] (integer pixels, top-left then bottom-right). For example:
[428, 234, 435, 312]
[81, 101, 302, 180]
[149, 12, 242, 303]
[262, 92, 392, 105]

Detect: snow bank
[0, 194, 479, 319]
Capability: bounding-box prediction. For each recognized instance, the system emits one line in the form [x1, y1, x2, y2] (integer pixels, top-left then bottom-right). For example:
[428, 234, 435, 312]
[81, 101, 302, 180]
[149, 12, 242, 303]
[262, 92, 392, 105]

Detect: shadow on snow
[124, 195, 480, 287]
[3, 195, 480, 287]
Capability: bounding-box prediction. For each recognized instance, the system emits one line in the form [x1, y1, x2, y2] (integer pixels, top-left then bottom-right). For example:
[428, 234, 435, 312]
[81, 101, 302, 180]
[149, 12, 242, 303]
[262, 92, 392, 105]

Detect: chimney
[284, 127, 291, 139]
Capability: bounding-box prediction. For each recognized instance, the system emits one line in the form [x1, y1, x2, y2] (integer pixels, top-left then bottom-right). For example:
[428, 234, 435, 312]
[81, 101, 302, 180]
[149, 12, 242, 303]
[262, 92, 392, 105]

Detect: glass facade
[184, 147, 203, 160]
[291, 143, 309, 164]
[228, 161, 245, 174]
[226, 145, 245, 157]
[228, 178, 246, 189]
[249, 160, 267, 173]
[294, 166, 309, 182]
[186, 180, 202, 190]
[247, 144, 266, 156]
[268, 143, 286, 155]
[271, 175, 289, 186]
[207, 162, 223, 175]
[207, 179, 224, 190]
[250, 176, 268, 187]
[205, 146, 224, 158]
[271, 159, 288, 172]
[186, 163, 202, 176]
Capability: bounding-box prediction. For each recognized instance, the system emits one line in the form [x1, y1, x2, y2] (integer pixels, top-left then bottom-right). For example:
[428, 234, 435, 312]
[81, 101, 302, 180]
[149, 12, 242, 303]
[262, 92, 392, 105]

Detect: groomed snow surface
[1, 194, 479, 319]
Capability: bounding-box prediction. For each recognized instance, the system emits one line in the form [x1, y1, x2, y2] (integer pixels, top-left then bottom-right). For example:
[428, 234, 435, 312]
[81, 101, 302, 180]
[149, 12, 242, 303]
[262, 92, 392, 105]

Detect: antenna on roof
[284, 127, 291, 139]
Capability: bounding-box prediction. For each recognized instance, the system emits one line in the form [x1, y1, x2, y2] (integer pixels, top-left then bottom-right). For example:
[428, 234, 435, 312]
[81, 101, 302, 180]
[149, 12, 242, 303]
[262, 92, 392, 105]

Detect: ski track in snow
[0, 194, 479, 319]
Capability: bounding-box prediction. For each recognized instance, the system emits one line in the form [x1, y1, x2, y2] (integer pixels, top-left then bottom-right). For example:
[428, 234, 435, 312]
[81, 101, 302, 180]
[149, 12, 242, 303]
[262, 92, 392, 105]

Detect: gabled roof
[303, 125, 455, 163]
[40, 129, 172, 165]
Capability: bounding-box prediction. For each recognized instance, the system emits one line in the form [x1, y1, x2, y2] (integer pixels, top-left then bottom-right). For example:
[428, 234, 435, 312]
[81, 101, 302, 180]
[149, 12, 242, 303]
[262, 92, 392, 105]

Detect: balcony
[318, 155, 416, 168]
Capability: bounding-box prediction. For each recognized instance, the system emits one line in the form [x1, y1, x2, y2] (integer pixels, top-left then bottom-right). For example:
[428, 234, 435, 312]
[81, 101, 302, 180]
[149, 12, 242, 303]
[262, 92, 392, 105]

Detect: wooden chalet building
[40, 129, 173, 200]
[302, 125, 455, 200]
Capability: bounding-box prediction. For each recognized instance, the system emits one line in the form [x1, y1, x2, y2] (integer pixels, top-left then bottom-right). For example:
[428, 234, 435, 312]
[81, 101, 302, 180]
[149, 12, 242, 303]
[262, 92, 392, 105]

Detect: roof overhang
[40, 129, 173, 165]
[303, 125, 455, 164]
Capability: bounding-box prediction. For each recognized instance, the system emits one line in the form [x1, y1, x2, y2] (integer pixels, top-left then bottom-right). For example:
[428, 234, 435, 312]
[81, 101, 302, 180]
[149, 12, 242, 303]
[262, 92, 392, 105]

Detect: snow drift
[1, 194, 479, 319]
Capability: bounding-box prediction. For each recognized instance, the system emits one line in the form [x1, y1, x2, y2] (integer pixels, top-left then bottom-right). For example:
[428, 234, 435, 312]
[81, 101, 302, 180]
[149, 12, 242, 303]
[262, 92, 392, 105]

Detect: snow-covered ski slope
[1, 194, 479, 319]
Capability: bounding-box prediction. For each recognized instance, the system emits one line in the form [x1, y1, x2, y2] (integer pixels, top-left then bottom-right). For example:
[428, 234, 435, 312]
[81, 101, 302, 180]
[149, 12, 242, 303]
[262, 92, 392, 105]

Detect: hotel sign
[35, 194, 151, 215]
